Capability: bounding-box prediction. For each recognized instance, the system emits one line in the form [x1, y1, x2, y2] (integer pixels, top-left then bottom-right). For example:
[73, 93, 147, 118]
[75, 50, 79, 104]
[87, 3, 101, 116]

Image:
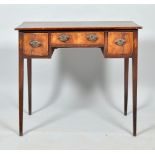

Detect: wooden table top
[15, 21, 142, 30]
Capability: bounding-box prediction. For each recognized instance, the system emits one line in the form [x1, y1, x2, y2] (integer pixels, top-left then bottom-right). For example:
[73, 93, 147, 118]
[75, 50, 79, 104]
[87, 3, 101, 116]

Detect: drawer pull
[115, 39, 126, 46]
[29, 40, 41, 48]
[87, 34, 98, 41]
[58, 34, 70, 42]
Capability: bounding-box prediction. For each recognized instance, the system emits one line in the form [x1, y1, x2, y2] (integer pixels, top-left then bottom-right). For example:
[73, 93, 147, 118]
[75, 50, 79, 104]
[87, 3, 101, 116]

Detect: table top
[15, 21, 142, 31]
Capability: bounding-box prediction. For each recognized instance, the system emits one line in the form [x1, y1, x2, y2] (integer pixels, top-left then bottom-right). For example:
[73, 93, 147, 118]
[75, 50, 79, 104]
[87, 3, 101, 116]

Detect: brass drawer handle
[29, 40, 41, 48]
[58, 34, 70, 42]
[87, 34, 98, 41]
[115, 39, 126, 46]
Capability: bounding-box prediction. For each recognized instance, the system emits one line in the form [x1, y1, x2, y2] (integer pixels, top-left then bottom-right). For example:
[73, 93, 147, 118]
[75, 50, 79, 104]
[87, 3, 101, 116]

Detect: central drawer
[50, 32, 104, 47]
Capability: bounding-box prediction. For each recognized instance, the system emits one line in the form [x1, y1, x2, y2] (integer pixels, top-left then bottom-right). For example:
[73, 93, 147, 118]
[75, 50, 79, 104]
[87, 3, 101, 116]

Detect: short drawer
[50, 32, 104, 47]
[23, 33, 48, 56]
[105, 32, 133, 57]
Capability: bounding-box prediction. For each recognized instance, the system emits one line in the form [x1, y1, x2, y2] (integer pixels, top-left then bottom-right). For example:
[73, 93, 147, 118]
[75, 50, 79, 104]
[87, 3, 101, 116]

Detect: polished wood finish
[132, 31, 138, 136]
[19, 32, 24, 136]
[124, 58, 129, 116]
[16, 21, 142, 136]
[51, 32, 104, 47]
[15, 21, 142, 31]
[27, 58, 32, 115]
[23, 33, 48, 56]
[106, 32, 133, 57]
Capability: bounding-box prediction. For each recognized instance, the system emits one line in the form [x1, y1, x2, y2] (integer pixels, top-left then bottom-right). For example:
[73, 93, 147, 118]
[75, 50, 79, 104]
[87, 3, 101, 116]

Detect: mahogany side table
[15, 21, 142, 136]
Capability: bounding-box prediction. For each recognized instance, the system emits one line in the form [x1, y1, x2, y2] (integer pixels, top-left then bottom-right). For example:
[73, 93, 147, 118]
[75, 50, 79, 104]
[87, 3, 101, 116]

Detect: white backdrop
[0, 4, 155, 149]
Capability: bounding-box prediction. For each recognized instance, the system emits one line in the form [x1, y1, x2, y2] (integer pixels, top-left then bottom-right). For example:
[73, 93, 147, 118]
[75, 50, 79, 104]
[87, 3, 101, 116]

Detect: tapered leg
[132, 31, 138, 136]
[124, 58, 129, 116]
[27, 58, 32, 115]
[132, 56, 138, 136]
[19, 56, 24, 136]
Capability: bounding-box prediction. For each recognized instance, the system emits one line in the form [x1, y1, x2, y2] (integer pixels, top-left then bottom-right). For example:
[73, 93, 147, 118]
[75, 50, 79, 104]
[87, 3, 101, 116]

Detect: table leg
[132, 56, 138, 136]
[19, 55, 24, 136]
[132, 31, 138, 136]
[124, 58, 129, 115]
[27, 58, 32, 115]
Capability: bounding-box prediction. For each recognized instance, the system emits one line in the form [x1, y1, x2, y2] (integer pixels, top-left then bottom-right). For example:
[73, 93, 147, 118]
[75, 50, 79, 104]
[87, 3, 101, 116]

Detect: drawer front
[51, 32, 104, 47]
[23, 33, 48, 56]
[105, 32, 133, 57]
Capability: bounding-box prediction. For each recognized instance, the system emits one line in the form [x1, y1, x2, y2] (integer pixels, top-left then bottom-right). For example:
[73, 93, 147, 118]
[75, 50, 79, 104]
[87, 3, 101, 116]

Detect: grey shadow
[32, 57, 64, 114]
[0, 119, 18, 135]
[27, 48, 107, 133]
[33, 47, 109, 113]
[34, 47, 123, 113]
[26, 47, 126, 133]
[96, 58, 124, 115]
[57, 48, 105, 92]
[138, 124, 155, 136]
[127, 94, 154, 116]
[93, 107, 131, 134]
[25, 105, 81, 135]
